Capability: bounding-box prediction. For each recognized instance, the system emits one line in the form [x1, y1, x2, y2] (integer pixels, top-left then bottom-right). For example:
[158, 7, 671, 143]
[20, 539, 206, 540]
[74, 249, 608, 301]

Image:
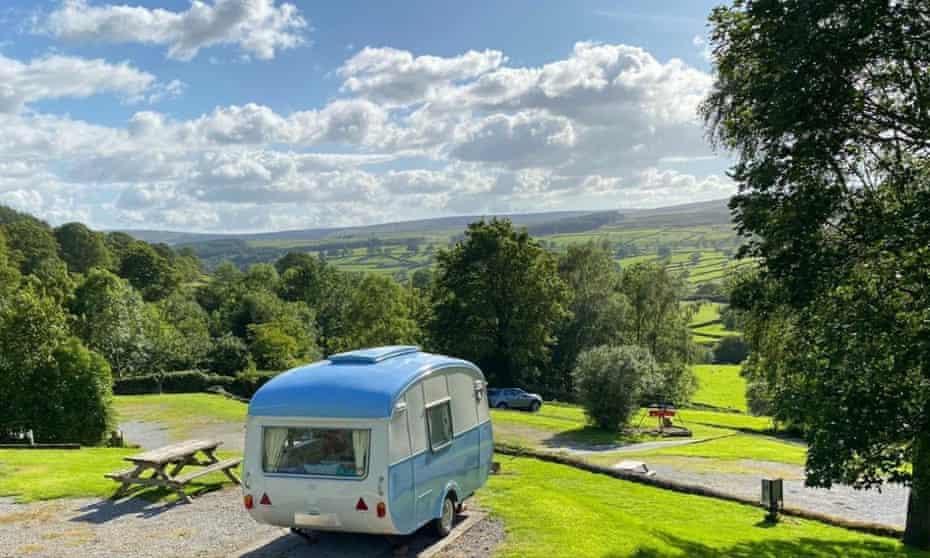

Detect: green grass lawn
[689, 302, 725, 326]
[480, 456, 922, 558]
[0, 448, 240, 503]
[115, 393, 247, 439]
[692, 365, 748, 412]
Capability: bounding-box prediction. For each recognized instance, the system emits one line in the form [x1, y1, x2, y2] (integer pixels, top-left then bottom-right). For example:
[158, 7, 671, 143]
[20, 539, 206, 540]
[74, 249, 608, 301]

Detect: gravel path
[647, 460, 910, 528]
[0, 489, 279, 558]
[0, 490, 502, 558]
[234, 509, 501, 558]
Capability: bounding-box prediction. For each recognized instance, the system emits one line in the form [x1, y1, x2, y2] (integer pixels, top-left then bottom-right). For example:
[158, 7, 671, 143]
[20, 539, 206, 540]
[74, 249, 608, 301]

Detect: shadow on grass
[609, 532, 923, 558]
[70, 481, 227, 524]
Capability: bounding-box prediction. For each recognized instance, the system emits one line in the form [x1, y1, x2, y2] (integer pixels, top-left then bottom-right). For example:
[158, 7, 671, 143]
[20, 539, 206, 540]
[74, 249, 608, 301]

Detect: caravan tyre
[433, 495, 455, 537]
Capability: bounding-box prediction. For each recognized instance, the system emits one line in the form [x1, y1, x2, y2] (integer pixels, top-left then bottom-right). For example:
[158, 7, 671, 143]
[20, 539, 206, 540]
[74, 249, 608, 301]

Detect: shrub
[32, 338, 114, 445]
[639, 360, 698, 406]
[573, 345, 654, 431]
[229, 370, 280, 398]
[113, 370, 233, 395]
[713, 336, 749, 364]
[207, 333, 252, 376]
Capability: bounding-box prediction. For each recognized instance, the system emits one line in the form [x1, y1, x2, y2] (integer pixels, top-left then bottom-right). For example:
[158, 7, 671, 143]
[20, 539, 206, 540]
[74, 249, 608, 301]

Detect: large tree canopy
[703, 0, 930, 547]
[428, 219, 568, 388]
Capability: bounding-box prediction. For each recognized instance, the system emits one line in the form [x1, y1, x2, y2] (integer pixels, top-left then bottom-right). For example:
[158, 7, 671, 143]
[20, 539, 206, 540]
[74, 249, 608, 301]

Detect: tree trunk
[904, 433, 930, 548]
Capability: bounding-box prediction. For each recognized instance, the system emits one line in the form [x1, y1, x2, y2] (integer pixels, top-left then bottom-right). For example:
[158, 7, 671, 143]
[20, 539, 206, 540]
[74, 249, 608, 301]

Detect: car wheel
[432, 495, 455, 537]
[496, 402, 509, 409]
[529, 400, 541, 412]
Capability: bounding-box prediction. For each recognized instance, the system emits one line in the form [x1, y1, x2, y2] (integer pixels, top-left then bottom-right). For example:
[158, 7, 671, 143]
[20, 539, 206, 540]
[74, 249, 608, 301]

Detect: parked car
[487, 387, 543, 412]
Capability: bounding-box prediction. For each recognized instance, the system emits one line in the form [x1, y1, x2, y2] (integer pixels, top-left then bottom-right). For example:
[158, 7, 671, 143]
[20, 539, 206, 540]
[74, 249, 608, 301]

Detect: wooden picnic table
[106, 439, 242, 503]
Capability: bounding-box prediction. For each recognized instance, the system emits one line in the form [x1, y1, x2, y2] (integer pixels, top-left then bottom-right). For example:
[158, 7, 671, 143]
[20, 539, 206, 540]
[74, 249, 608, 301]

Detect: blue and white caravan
[242, 346, 493, 537]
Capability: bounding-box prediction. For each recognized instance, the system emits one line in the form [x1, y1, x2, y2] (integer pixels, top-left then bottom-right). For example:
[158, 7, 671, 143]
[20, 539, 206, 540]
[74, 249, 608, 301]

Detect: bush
[207, 333, 252, 376]
[229, 370, 280, 398]
[112, 369, 280, 398]
[113, 370, 233, 395]
[573, 345, 654, 431]
[639, 360, 698, 406]
[713, 336, 749, 364]
[32, 338, 114, 445]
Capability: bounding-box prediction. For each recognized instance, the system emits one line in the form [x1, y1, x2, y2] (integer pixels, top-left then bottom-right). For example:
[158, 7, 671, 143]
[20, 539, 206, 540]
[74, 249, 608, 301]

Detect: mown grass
[0, 448, 240, 503]
[115, 393, 247, 440]
[479, 456, 923, 558]
[691, 364, 748, 412]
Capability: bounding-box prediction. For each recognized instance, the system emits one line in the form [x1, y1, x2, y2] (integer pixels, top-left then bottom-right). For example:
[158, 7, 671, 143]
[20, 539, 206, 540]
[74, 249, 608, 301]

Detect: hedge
[113, 369, 279, 399]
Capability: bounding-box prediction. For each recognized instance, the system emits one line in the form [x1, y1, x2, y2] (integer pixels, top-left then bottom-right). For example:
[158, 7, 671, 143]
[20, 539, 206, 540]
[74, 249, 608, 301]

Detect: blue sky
[0, 0, 731, 232]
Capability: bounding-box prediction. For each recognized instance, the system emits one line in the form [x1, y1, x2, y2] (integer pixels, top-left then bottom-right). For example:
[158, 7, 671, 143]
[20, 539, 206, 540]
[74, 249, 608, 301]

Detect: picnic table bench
[105, 439, 241, 503]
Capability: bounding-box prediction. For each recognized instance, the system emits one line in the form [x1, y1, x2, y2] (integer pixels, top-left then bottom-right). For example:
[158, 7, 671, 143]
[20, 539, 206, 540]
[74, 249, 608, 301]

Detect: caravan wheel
[432, 495, 455, 537]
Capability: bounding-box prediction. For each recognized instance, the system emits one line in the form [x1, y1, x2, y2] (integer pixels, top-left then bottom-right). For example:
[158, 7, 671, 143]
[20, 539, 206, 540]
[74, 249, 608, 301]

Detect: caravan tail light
[376, 502, 386, 518]
[259, 493, 272, 506]
[356, 497, 368, 511]
[243, 494, 254, 509]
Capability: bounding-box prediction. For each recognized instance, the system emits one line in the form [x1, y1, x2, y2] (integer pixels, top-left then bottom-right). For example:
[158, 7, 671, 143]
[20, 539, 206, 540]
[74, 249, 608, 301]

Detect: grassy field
[692, 365, 748, 412]
[480, 456, 923, 558]
[0, 448, 240, 503]
[115, 393, 247, 439]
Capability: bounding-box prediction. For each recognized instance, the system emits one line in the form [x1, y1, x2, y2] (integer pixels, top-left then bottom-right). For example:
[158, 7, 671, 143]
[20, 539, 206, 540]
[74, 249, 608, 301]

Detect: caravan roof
[248, 346, 480, 419]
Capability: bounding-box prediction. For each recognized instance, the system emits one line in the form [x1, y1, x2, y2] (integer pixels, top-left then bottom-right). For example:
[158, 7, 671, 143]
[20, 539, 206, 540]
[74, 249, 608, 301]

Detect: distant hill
[117, 200, 730, 245]
[116, 199, 737, 273]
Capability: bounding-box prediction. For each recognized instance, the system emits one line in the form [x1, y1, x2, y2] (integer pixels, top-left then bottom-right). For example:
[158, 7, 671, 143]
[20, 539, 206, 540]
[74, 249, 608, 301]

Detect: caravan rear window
[262, 427, 369, 478]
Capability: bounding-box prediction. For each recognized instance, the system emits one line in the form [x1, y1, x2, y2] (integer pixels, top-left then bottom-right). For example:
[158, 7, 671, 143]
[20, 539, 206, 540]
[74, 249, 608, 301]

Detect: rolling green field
[480, 456, 923, 558]
[115, 393, 247, 439]
[688, 301, 742, 346]
[692, 365, 748, 412]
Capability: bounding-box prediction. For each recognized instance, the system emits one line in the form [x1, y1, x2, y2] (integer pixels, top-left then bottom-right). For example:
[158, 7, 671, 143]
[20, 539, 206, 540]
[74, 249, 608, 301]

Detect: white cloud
[0, 41, 731, 232]
[0, 53, 166, 112]
[340, 47, 505, 105]
[41, 0, 307, 61]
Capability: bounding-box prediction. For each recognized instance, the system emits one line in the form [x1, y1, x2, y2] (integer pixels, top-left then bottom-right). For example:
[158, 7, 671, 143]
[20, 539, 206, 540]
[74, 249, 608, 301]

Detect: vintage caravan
[242, 346, 493, 537]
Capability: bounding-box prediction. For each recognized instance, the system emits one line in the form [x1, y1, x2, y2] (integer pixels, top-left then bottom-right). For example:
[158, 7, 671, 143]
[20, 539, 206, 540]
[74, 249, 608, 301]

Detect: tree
[207, 333, 252, 375]
[31, 338, 114, 445]
[573, 345, 654, 431]
[703, 0, 930, 546]
[54, 222, 111, 273]
[0, 228, 21, 297]
[70, 269, 149, 378]
[154, 292, 212, 369]
[248, 323, 300, 370]
[324, 273, 420, 354]
[712, 336, 748, 365]
[0, 288, 68, 436]
[550, 243, 630, 399]
[277, 253, 351, 355]
[119, 242, 180, 301]
[4, 220, 60, 275]
[429, 219, 568, 388]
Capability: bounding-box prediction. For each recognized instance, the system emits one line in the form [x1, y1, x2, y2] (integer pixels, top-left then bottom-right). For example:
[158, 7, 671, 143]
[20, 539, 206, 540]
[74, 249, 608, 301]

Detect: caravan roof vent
[328, 346, 420, 365]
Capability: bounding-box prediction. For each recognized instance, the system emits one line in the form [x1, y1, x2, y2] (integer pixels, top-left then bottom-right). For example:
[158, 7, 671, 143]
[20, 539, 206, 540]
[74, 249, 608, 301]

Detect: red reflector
[260, 493, 272, 506]
[356, 497, 368, 511]
[377, 502, 386, 518]
[243, 494, 254, 509]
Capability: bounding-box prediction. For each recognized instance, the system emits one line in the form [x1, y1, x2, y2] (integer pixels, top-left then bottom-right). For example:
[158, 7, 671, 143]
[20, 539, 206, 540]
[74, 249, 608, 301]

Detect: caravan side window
[426, 399, 453, 451]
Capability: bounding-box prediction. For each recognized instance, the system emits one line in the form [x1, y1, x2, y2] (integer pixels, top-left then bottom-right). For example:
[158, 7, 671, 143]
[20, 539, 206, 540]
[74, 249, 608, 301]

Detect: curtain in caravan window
[263, 427, 288, 471]
[353, 430, 370, 475]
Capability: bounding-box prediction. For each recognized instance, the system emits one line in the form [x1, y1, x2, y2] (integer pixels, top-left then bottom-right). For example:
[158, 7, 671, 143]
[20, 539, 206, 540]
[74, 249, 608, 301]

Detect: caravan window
[263, 426, 370, 478]
[426, 399, 453, 451]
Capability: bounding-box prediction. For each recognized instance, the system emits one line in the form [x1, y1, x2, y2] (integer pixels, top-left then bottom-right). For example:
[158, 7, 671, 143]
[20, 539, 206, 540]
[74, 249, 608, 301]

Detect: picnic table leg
[154, 464, 192, 504]
[168, 456, 192, 477]
[222, 465, 241, 485]
[202, 447, 221, 465]
[112, 464, 146, 500]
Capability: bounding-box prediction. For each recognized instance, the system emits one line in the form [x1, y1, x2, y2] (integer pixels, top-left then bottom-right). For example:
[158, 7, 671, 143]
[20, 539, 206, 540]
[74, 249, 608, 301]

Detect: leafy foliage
[573, 345, 653, 431]
[703, 0, 930, 546]
[429, 219, 568, 388]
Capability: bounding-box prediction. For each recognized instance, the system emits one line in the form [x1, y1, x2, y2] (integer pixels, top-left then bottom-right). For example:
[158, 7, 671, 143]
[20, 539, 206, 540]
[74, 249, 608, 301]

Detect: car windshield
[263, 426, 369, 477]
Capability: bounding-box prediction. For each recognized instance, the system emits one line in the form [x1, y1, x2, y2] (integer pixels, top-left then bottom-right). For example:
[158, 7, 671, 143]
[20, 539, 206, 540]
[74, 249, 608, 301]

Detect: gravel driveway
[0, 490, 502, 558]
[648, 460, 910, 528]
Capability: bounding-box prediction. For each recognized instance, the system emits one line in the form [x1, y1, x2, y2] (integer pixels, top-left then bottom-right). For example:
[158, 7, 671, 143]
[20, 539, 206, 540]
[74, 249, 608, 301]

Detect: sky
[0, 0, 732, 233]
